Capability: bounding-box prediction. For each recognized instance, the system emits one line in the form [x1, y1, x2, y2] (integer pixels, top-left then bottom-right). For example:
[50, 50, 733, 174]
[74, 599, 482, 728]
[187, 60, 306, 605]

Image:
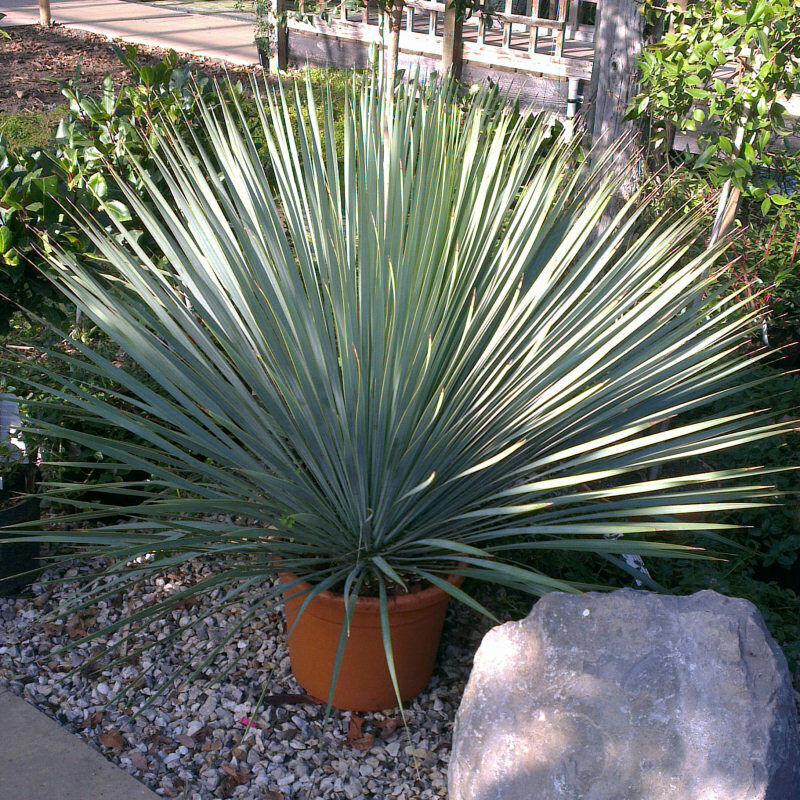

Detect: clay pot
[279, 570, 463, 711]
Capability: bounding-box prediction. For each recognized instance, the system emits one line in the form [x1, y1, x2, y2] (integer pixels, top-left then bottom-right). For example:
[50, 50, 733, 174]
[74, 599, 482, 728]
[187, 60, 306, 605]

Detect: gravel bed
[0, 554, 492, 800]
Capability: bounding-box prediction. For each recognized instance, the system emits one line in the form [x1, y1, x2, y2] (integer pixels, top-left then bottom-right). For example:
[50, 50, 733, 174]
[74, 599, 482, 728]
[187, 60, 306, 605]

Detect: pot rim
[278, 567, 464, 612]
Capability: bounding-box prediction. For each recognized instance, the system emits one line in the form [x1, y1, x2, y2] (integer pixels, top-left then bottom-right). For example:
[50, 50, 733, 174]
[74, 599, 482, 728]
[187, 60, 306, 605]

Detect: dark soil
[0, 23, 262, 114]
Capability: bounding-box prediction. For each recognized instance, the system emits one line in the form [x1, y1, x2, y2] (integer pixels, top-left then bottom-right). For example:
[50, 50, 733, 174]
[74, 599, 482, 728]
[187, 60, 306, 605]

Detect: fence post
[270, 0, 288, 73]
[587, 0, 644, 159]
[566, 0, 579, 38]
[441, 4, 464, 78]
[38, 0, 51, 26]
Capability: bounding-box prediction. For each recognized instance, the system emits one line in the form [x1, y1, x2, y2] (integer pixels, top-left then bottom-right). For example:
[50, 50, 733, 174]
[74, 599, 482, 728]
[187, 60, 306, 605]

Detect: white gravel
[0, 553, 493, 800]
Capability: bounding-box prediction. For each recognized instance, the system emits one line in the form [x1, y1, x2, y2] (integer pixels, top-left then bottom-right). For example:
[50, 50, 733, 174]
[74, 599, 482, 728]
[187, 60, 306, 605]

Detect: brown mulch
[0, 24, 262, 114]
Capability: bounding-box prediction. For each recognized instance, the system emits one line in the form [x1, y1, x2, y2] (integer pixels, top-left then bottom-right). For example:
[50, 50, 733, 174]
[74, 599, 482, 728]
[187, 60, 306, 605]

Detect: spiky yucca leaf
[5, 75, 795, 707]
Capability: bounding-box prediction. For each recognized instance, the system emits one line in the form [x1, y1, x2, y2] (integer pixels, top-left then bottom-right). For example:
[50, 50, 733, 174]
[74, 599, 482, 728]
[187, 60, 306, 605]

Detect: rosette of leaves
[5, 75, 796, 708]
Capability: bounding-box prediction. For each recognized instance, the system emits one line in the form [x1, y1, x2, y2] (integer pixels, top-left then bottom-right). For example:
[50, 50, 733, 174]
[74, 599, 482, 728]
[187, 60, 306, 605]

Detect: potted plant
[253, 0, 280, 71]
[280, 568, 465, 710]
[5, 76, 793, 711]
[0, 393, 40, 596]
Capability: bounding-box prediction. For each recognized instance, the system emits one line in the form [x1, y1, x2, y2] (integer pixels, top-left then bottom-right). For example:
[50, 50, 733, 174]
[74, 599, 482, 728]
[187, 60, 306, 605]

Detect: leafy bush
[0, 46, 240, 333]
[4, 317, 157, 502]
[631, 0, 799, 205]
[729, 189, 800, 336]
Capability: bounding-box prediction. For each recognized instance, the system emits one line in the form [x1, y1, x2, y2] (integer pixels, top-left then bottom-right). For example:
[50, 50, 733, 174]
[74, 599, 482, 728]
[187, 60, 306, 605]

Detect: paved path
[0, 688, 160, 800]
[0, 0, 259, 64]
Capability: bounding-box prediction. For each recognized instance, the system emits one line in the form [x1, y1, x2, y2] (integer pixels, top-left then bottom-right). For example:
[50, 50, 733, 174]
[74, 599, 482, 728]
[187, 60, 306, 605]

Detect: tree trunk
[269, 0, 288, 74]
[441, 3, 463, 80]
[384, 0, 404, 92]
[587, 0, 645, 178]
[39, 0, 51, 26]
[380, 2, 403, 214]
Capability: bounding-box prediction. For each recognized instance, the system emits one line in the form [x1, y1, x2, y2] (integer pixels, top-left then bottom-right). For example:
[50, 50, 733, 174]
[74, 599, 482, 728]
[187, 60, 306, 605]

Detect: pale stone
[449, 589, 800, 800]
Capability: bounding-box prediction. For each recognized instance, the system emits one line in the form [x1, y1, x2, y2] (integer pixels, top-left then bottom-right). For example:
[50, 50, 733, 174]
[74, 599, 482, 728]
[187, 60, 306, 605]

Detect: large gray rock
[449, 589, 800, 800]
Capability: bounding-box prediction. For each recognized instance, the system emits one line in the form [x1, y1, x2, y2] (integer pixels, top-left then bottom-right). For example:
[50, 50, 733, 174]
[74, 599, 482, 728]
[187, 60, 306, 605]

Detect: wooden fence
[273, 0, 599, 115]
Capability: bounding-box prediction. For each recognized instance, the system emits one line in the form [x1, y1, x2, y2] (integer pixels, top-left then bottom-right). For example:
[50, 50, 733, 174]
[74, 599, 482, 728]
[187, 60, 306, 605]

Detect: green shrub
[0, 48, 360, 336]
[0, 46, 240, 334]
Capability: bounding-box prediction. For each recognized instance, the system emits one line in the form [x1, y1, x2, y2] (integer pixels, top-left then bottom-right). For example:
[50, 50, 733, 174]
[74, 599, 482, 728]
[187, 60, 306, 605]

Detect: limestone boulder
[449, 589, 800, 800]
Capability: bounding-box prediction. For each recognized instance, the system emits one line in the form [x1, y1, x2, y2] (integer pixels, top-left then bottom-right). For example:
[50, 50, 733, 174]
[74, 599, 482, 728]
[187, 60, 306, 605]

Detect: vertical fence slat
[528, 0, 540, 54]
[477, 2, 486, 44]
[339, 0, 347, 20]
[567, 0, 579, 38]
[428, 8, 437, 37]
[554, 0, 566, 58]
[502, 0, 513, 49]
[405, 5, 414, 31]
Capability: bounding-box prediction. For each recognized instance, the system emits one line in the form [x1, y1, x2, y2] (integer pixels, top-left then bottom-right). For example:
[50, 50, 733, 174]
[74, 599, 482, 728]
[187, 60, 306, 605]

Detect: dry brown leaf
[262, 792, 285, 800]
[349, 733, 374, 751]
[347, 714, 365, 740]
[173, 734, 194, 748]
[346, 715, 374, 750]
[375, 717, 401, 739]
[162, 776, 185, 798]
[193, 724, 210, 743]
[201, 739, 221, 752]
[129, 751, 148, 771]
[219, 776, 238, 798]
[98, 729, 124, 751]
[66, 615, 86, 640]
[220, 763, 249, 785]
[263, 693, 321, 707]
[81, 710, 104, 730]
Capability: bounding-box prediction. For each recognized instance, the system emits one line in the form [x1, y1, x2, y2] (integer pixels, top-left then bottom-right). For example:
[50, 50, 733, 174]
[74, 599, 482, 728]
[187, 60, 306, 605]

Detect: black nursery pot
[0, 462, 41, 596]
[255, 36, 270, 69]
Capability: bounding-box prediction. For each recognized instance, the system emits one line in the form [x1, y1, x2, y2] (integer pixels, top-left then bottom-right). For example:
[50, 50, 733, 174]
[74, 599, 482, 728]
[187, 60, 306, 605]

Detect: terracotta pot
[279, 570, 463, 711]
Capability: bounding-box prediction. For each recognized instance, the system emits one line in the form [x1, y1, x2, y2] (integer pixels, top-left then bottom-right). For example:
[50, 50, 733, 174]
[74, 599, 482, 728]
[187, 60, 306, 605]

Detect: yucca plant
[4, 74, 795, 709]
